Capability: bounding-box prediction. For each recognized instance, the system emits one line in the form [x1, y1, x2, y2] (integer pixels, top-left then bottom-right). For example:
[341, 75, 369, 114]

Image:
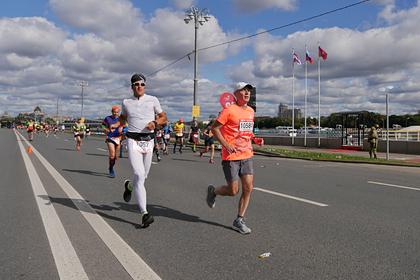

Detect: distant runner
[72, 117, 86, 151]
[26, 119, 35, 141]
[154, 126, 163, 162]
[206, 82, 263, 235]
[200, 120, 215, 163]
[173, 118, 184, 154]
[188, 120, 200, 153]
[162, 122, 172, 155]
[103, 105, 124, 178]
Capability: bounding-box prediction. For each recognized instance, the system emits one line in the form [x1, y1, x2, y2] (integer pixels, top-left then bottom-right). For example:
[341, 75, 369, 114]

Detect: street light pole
[79, 81, 88, 118]
[184, 7, 211, 120]
[386, 93, 389, 160]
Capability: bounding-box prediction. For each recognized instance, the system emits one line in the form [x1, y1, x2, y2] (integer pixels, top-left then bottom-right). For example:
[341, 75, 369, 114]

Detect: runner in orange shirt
[206, 82, 263, 235]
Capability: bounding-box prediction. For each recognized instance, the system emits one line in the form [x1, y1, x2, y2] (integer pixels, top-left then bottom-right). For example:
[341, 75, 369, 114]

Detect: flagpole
[292, 50, 295, 146]
[318, 44, 321, 147]
[304, 45, 308, 147]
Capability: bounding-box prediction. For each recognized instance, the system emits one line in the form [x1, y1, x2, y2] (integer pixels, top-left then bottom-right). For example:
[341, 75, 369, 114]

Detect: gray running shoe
[232, 217, 251, 234]
[206, 185, 216, 208]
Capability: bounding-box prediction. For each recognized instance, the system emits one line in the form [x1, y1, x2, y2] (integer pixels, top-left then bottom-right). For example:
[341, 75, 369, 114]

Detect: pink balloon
[219, 92, 236, 109]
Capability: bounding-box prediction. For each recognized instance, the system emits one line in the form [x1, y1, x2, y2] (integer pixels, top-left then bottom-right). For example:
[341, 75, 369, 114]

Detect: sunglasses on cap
[132, 82, 145, 87]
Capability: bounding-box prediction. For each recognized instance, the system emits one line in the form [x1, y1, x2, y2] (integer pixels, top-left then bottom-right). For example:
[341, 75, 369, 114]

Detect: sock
[109, 157, 115, 171]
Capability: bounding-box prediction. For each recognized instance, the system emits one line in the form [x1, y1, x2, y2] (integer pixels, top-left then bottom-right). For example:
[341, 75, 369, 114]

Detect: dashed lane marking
[368, 181, 420, 192]
[254, 187, 329, 207]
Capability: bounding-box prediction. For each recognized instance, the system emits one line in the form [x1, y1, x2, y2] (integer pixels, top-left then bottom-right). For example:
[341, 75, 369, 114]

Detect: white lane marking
[17, 131, 161, 280]
[368, 181, 420, 192]
[254, 187, 329, 207]
[15, 131, 88, 279]
[96, 148, 107, 152]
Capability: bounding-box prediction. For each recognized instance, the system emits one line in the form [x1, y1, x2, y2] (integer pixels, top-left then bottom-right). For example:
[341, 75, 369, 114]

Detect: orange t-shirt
[216, 104, 255, 161]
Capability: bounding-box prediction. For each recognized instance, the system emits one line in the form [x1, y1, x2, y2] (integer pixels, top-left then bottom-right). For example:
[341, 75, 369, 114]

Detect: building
[278, 103, 302, 119]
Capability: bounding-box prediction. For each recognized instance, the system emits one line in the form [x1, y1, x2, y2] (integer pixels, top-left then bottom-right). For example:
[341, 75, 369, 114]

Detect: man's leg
[173, 138, 177, 153]
[179, 138, 183, 153]
[373, 142, 377, 159]
[127, 140, 147, 213]
[238, 174, 254, 217]
[107, 142, 116, 177]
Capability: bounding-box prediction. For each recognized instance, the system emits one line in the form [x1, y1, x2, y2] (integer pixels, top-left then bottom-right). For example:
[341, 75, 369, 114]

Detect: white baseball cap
[234, 82, 253, 92]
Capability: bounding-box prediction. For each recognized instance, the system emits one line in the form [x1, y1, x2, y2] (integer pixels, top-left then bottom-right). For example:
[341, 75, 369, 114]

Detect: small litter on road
[258, 252, 271, 259]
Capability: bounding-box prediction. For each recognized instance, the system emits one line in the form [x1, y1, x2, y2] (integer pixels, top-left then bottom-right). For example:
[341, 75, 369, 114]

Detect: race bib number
[137, 139, 154, 153]
[239, 120, 254, 132]
[110, 137, 121, 145]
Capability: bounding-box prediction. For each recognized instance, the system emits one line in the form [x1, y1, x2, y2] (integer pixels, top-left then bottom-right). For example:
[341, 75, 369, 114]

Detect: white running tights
[127, 138, 154, 213]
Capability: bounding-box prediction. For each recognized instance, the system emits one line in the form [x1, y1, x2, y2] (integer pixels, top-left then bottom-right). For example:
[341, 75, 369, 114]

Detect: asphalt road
[1, 128, 420, 280]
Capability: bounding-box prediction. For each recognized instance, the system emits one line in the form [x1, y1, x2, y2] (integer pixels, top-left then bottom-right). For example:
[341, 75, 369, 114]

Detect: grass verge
[254, 146, 420, 168]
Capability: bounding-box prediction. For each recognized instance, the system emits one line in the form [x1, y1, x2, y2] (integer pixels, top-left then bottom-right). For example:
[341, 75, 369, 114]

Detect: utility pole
[79, 81, 88, 118]
[56, 97, 59, 124]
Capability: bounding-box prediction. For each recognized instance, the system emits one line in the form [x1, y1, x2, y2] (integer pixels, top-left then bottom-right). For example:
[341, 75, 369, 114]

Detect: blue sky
[1, 0, 419, 121]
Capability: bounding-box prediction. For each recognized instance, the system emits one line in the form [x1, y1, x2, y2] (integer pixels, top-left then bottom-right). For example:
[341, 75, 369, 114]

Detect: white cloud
[49, 0, 143, 38]
[0, 0, 419, 120]
[0, 17, 66, 58]
[232, 0, 296, 12]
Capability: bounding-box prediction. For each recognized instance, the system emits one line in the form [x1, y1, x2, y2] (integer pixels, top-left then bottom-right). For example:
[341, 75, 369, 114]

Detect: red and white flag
[318, 46, 328, 60]
[293, 51, 302, 65]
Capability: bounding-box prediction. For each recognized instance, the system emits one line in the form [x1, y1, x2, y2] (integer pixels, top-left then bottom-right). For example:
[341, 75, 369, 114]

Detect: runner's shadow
[62, 168, 109, 177]
[85, 153, 108, 157]
[38, 195, 138, 227]
[56, 148, 76, 151]
[114, 202, 231, 230]
[171, 158, 199, 162]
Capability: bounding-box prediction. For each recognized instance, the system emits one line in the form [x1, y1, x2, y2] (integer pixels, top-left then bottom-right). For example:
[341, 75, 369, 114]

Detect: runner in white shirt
[120, 73, 167, 228]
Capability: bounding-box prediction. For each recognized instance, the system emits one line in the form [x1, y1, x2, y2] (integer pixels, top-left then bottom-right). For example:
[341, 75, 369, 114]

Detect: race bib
[164, 134, 170, 140]
[239, 120, 254, 132]
[110, 137, 121, 145]
[137, 139, 154, 154]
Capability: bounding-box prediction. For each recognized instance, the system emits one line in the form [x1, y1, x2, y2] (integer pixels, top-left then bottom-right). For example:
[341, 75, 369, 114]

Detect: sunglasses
[132, 82, 145, 87]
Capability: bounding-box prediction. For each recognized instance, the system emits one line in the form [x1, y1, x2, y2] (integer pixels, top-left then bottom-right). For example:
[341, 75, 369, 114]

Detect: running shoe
[123, 180, 132, 202]
[206, 185, 216, 208]
[109, 169, 115, 178]
[232, 217, 252, 235]
[199, 152, 203, 157]
[209, 159, 215, 164]
[140, 213, 154, 228]
[157, 155, 162, 162]
[179, 148, 182, 154]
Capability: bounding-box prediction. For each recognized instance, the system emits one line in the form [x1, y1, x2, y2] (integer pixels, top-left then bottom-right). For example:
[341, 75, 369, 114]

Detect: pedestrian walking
[368, 124, 379, 159]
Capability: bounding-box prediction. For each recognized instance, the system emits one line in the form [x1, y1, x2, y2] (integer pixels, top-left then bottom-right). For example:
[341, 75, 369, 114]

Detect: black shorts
[204, 137, 214, 146]
[222, 158, 254, 182]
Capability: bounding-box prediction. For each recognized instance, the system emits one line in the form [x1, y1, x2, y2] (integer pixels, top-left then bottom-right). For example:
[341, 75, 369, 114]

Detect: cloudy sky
[0, 0, 419, 121]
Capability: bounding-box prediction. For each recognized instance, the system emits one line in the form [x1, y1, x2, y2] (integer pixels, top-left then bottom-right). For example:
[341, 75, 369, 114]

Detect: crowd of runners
[20, 73, 263, 234]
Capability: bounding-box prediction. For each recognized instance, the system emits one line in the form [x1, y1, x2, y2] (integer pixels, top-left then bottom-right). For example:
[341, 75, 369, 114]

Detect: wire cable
[148, 0, 371, 77]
